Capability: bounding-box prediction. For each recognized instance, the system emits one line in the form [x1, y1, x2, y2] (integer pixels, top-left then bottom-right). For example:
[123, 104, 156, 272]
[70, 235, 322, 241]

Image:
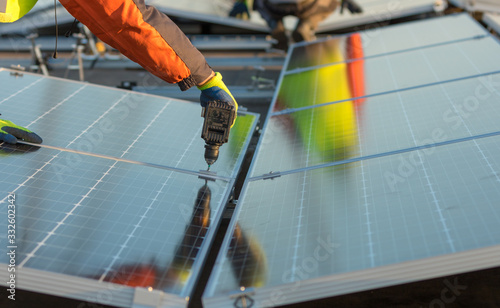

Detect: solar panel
[251, 72, 500, 175]
[0, 71, 255, 178]
[0, 69, 258, 307]
[289, 13, 488, 69]
[203, 13, 500, 307]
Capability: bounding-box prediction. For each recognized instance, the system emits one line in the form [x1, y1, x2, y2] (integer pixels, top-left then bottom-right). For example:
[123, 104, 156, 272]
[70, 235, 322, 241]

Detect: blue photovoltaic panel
[281, 10, 486, 64]
[205, 135, 500, 306]
[251, 14, 500, 175]
[0, 69, 258, 307]
[0, 71, 254, 178]
[0, 147, 227, 295]
[203, 13, 500, 307]
[251, 72, 500, 175]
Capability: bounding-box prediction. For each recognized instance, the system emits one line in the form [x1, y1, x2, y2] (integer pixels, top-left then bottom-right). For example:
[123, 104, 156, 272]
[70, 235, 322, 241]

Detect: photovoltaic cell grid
[203, 14, 500, 307]
[253, 14, 500, 175]
[0, 71, 253, 178]
[0, 70, 258, 307]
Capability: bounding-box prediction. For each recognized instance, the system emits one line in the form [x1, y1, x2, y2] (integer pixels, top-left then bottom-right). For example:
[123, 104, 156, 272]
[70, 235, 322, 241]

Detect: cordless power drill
[201, 101, 236, 168]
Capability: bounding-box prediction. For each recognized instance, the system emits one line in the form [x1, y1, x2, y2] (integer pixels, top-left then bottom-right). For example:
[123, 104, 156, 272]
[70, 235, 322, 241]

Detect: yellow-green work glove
[198, 72, 238, 127]
[0, 119, 43, 144]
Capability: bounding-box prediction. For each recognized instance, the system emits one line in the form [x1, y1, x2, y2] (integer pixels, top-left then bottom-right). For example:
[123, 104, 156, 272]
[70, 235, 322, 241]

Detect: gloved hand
[0, 119, 43, 144]
[229, 0, 250, 19]
[340, 0, 363, 14]
[198, 72, 238, 127]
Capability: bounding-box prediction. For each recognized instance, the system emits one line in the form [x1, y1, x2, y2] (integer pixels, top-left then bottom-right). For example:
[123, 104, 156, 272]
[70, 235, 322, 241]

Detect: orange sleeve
[59, 0, 213, 91]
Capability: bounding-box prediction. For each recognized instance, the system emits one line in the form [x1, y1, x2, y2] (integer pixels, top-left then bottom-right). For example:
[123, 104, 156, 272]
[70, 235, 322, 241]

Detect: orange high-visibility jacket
[59, 0, 212, 91]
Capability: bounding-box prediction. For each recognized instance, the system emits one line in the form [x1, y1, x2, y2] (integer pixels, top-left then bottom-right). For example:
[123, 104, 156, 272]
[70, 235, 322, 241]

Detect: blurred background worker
[231, 0, 363, 50]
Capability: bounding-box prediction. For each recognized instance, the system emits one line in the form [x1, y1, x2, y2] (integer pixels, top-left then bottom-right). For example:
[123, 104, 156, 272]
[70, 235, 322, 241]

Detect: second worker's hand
[0, 118, 43, 145]
[198, 72, 238, 127]
[229, 0, 250, 19]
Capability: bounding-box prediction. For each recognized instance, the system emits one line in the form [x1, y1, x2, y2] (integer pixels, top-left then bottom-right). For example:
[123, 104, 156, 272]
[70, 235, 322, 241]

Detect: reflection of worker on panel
[277, 34, 365, 162]
[99, 183, 213, 291]
[97, 183, 267, 292]
[231, 0, 362, 50]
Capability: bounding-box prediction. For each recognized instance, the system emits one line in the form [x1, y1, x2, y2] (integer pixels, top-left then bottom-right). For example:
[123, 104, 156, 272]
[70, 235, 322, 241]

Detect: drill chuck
[204, 143, 220, 166]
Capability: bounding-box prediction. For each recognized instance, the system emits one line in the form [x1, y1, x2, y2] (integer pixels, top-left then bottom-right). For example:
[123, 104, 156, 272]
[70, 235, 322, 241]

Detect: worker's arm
[59, 0, 213, 91]
[60, 0, 237, 120]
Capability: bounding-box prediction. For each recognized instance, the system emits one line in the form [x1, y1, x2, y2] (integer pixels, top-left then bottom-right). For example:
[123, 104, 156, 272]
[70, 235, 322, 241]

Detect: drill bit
[207, 165, 211, 171]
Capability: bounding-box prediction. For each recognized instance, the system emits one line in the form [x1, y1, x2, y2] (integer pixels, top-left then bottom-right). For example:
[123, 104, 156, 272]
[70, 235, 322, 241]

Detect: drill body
[201, 101, 236, 166]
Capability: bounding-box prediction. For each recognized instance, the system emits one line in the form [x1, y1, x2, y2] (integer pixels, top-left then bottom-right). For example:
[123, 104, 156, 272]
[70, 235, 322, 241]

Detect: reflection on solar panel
[0, 69, 258, 307]
[203, 14, 500, 307]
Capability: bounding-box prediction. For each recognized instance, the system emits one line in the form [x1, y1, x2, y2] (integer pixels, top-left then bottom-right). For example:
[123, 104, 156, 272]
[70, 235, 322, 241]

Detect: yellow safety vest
[0, 0, 38, 23]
